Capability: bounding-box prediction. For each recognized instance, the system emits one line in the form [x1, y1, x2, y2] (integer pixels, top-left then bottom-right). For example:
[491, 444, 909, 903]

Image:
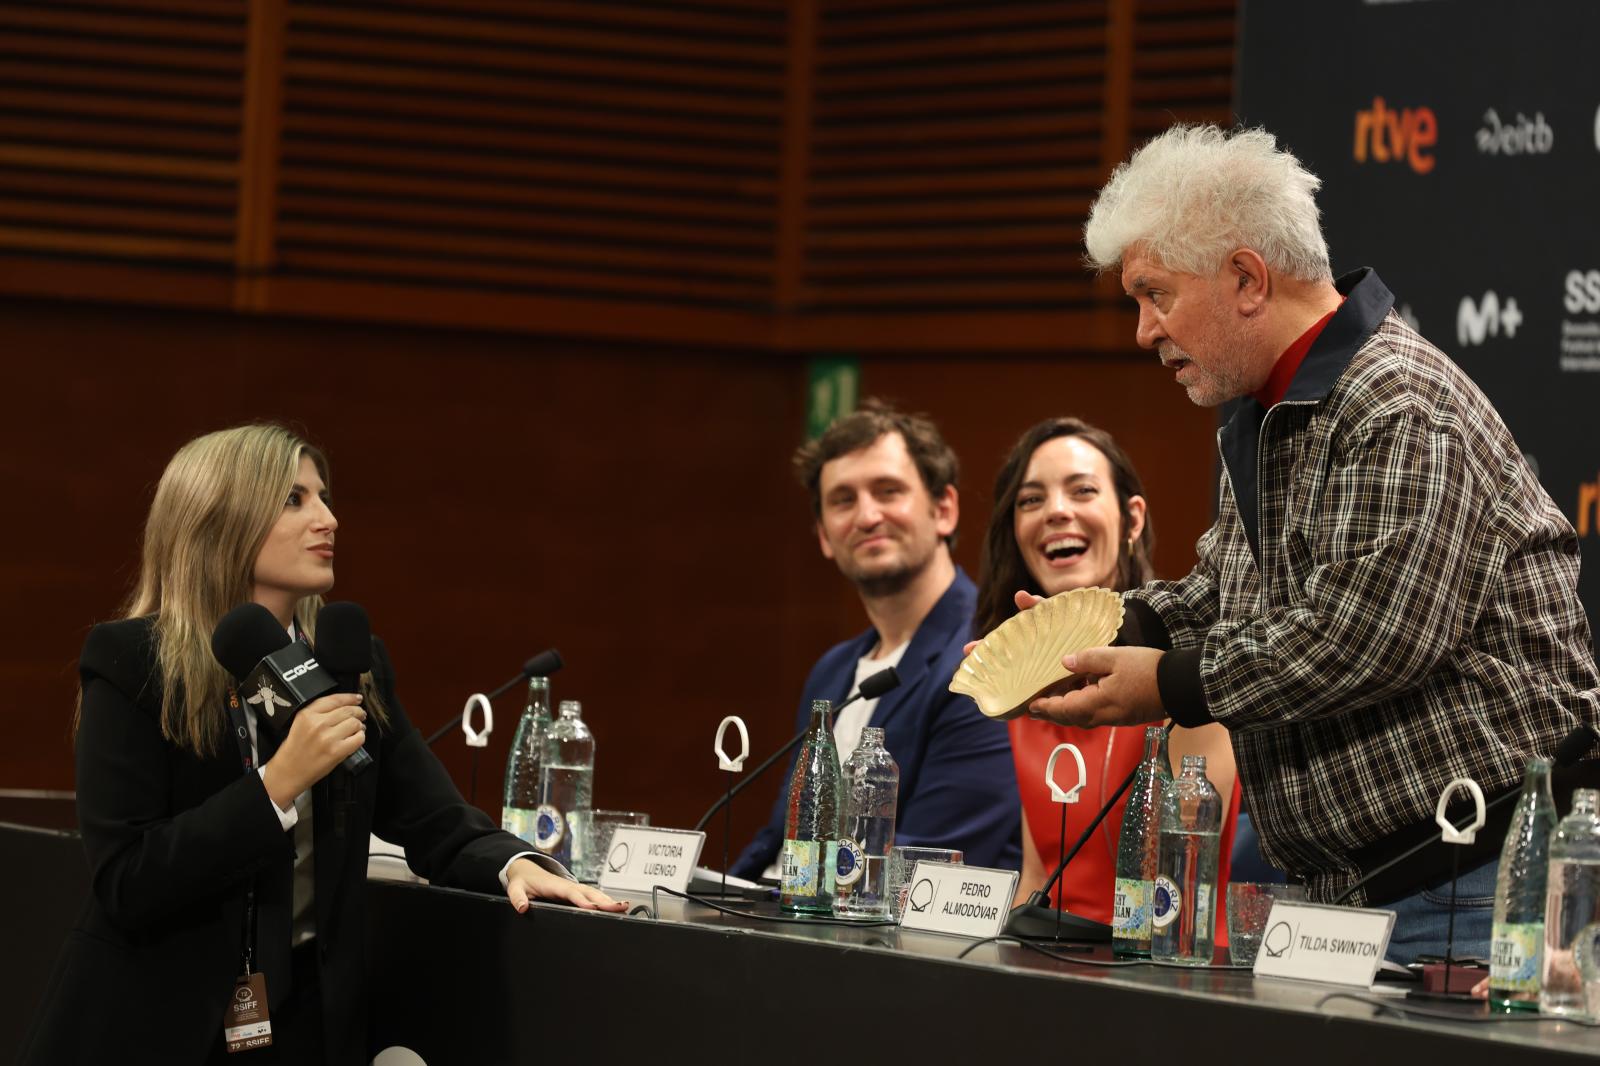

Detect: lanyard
[226, 684, 260, 977]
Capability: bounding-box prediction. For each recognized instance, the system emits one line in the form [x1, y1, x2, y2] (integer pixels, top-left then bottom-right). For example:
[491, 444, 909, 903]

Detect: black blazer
[19, 616, 530, 1066]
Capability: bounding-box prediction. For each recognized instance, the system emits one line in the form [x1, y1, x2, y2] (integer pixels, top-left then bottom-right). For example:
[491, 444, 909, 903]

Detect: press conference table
[7, 816, 1600, 1065]
[365, 872, 1600, 1065]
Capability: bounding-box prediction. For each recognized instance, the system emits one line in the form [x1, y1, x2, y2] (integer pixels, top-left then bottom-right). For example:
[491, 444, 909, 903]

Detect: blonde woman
[23, 424, 621, 1066]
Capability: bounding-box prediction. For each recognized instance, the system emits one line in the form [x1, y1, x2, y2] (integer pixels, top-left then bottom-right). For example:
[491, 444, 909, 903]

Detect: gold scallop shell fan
[949, 587, 1124, 720]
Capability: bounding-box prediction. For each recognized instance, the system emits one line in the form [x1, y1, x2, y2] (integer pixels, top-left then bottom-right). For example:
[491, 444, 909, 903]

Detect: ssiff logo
[1566, 270, 1600, 314]
[1457, 291, 1523, 347]
[1354, 96, 1437, 174]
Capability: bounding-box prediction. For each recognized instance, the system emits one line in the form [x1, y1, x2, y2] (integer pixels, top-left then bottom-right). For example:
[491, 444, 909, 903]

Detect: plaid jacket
[1126, 268, 1600, 904]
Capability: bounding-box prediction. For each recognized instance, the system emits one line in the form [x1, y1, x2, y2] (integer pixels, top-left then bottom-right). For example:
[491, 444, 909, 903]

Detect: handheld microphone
[422, 649, 564, 748]
[1002, 723, 1179, 941]
[211, 602, 375, 777]
[212, 603, 336, 735]
[1332, 724, 1600, 906]
[692, 666, 901, 833]
[313, 602, 375, 775]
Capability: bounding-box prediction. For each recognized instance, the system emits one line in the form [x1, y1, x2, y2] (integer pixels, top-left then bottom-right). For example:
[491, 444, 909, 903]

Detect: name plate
[897, 862, 1017, 940]
[598, 827, 705, 894]
[1251, 900, 1396, 988]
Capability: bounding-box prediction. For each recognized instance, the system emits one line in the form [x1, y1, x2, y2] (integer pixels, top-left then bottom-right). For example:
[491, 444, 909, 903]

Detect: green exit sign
[806, 356, 859, 439]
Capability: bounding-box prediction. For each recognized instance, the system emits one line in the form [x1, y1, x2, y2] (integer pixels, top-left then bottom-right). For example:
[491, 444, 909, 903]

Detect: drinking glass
[1226, 881, 1305, 966]
[886, 846, 963, 921]
[581, 810, 650, 882]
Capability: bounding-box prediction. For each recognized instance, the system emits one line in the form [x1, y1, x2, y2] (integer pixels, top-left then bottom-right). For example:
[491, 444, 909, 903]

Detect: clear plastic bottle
[535, 699, 594, 876]
[1489, 757, 1557, 1012]
[1151, 754, 1222, 965]
[779, 699, 843, 915]
[1540, 788, 1600, 1017]
[1113, 726, 1172, 958]
[501, 676, 553, 847]
[834, 726, 899, 919]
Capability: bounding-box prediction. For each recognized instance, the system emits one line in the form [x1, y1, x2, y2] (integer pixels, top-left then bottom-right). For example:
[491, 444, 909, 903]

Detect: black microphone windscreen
[858, 666, 900, 700]
[523, 648, 563, 678]
[1555, 725, 1599, 768]
[316, 602, 372, 679]
[211, 603, 292, 681]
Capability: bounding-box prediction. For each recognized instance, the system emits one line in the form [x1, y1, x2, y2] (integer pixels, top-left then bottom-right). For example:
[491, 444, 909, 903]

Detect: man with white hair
[1030, 124, 1600, 963]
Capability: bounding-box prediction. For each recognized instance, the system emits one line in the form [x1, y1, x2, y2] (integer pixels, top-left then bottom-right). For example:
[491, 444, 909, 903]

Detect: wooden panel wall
[0, 298, 1218, 851]
[0, 1, 1238, 847]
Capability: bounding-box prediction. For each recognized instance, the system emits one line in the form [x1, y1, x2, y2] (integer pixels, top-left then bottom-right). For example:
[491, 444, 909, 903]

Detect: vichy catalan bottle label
[1490, 922, 1543, 991]
[780, 839, 837, 897]
[1113, 877, 1151, 937]
[501, 807, 538, 847]
[1152, 875, 1181, 929]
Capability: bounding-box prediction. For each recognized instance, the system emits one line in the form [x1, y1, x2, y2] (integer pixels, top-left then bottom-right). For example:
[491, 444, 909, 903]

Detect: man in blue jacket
[731, 400, 1021, 881]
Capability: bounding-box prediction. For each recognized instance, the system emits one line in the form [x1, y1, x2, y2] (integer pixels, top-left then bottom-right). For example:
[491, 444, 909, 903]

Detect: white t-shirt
[835, 639, 909, 762]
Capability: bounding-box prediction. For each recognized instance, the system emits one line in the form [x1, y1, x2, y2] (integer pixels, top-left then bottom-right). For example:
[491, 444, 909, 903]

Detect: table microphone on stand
[692, 666, 901, 833]
[1004, 723, 1178, 942]
[1332, 724, 1599, 907]
[422, 649, 564, 748]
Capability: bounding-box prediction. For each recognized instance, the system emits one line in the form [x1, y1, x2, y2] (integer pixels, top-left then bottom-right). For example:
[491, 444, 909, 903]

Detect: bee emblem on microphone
[246, 680, 291, 719]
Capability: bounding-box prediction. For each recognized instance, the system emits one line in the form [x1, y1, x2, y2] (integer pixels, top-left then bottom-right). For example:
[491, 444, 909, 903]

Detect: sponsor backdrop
[1238, 0, 1600, 634]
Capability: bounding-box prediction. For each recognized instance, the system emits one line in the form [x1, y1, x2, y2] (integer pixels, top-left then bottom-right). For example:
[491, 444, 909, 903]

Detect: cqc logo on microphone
[1457, 291, 1523, 347]
[281, 656, 319, 682]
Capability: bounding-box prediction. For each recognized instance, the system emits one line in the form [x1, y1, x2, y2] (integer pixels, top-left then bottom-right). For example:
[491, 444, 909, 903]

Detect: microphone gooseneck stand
[1331, 724, 1599, 907]
[422, 650, 563, 748]
[422, 649, 563, 807]
[691, 666, 901, 834]
[1004, 723, 1177, 942]
[711, 716, 750, 899]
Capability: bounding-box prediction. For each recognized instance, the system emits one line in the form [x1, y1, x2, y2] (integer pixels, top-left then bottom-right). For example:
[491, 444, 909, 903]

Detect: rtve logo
[1354, 97, 1437, 174]
[1457, 291, 1523, 347]
[1579, 473, 1600, 538]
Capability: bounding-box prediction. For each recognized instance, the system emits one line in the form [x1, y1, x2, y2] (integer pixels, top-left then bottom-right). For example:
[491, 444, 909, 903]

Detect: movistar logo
[1457, 291, 1523, 347]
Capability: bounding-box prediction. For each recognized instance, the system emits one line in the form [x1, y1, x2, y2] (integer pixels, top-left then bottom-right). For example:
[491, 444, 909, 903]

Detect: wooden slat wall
[805, 1, 1110, 313]
[1128, 0, 1237, 140]
[0, 0, 246, 305]
[0, 0, 1237, 347]
[273, 1, 787, 310]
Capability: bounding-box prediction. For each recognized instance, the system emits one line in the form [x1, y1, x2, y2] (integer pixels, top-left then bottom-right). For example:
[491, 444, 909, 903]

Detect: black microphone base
[1004, 897, 1112, 942]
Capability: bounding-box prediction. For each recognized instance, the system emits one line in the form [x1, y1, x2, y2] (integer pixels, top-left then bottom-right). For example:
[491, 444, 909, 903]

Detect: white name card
[598, 827, 705, 894]
[1251, 900, 1396, 989]
[897, 862, 1017, 940]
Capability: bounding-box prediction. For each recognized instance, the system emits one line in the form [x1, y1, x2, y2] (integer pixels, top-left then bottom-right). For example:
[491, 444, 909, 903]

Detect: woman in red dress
[975, 418, 1239, 930]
